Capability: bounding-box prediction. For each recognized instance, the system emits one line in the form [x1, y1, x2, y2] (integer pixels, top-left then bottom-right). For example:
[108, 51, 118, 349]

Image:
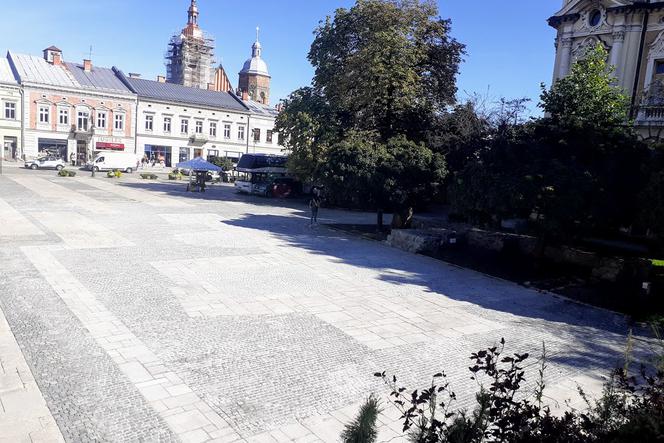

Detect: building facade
[119, 73, 258, 167]
[0, 57, 21, 160]
[549, 0, 664, 132]
[7, 47, 136, 162]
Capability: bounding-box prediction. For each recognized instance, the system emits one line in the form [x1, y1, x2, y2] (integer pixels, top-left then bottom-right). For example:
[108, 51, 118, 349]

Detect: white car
[25, 156, 66, 171]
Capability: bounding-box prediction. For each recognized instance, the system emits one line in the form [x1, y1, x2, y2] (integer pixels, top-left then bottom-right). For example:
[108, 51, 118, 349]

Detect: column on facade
[610, 26, 626, 77]
[558, 36, 573, 79]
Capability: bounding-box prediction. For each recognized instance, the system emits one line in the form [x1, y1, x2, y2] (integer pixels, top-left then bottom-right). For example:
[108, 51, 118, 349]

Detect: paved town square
[0, 166, 651, 442]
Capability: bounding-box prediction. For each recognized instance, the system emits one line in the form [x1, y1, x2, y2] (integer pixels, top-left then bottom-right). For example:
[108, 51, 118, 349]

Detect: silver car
[25, 156, 66, 171]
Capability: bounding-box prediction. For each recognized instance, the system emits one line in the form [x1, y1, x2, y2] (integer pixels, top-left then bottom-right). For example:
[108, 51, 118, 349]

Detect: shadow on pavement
[222, 212, 650, 372]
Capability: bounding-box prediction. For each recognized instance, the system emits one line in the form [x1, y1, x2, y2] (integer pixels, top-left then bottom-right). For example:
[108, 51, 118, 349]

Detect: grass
[653, 259, 664, 267]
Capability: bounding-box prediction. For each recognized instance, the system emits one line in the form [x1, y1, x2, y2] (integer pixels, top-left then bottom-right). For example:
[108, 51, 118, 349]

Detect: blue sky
[2, 0, 560, 114]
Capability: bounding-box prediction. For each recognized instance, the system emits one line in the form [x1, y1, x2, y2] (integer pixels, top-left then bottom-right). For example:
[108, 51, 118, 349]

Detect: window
[59, 108, 69, 125]
[195, 120, 203, 134]
[253, 128, 261, 142]
[39, 106, 50, 124]
[77, 110, 89, 131]
[209, 122, 217, 137]
[266, 130, 273, 144]
[181, 119, 189, 134]
[114, 113, 124, 131]
[4, 102, 16, 120]
[238, 125, 245, 140]
[163, 117, 171, 133]
[97, 111, 106, 129]
[656, 61, 664, 75]
[145, 115, 154, 131]
[224, 123, 231, 139]
[589, 10, 601, 27]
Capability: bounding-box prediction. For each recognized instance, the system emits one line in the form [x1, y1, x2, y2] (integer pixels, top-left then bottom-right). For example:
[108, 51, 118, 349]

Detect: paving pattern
[0, 167, 654, 442]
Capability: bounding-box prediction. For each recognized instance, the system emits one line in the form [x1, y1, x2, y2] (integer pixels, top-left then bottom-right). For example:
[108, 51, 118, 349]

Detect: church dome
[239, 28, 270, 77]
[240, 56, 269, 77]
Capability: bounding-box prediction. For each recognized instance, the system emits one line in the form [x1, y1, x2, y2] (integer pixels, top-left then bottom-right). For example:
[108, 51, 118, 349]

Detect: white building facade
[549, 1, 664, 132]
[120, 74, 275, 167]
[0, 57, 21, 161]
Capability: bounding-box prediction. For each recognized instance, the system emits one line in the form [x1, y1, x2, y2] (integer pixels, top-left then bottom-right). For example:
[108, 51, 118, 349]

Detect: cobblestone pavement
[0, 168, 656, 442]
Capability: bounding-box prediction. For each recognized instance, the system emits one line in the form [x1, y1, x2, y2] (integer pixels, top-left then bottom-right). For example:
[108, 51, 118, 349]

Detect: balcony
[71, 124, 95, 140]
[189, 133, 208, 145]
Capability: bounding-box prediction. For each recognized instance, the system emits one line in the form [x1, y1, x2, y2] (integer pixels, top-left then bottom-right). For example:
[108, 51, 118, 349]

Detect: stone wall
[387, 220, 653, 283]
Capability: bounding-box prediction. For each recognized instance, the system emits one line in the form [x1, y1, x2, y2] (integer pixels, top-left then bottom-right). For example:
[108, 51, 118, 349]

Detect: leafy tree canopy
[540, 44, 630, 130]
[309, 0, 465, 141]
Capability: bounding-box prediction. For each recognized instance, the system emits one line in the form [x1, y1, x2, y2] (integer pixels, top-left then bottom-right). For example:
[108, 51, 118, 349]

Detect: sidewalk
[0, 306, 64, 443]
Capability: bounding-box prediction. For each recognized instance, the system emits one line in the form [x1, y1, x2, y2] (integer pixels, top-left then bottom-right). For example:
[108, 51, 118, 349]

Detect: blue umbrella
[175, 156, 222, 172]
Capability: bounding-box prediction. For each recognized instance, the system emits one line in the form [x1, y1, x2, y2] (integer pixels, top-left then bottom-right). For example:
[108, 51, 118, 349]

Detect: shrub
[168, 172, 183, 181]
[57, 169, 76, 177]
[140, 173, 158, 180]
[341, 395, 381, 443]
[362, 338, 664, 442]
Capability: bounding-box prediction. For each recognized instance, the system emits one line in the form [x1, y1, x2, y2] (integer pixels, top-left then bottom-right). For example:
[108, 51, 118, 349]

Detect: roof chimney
[52, 52, 62, 66]
[128, 73, 141, 79]
[157, 75, 166, 83]
[242, 90, 249, 101]
[83, 59, 92, 72]
[207, 83, 215, 91]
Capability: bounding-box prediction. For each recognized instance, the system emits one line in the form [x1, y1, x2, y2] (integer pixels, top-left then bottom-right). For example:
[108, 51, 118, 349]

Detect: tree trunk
[377, 209, 384, 231]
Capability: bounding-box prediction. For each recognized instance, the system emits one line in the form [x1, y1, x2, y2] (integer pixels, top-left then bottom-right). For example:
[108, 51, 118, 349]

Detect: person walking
[309, 188, 321, 227]
[70, 152, 76, 166]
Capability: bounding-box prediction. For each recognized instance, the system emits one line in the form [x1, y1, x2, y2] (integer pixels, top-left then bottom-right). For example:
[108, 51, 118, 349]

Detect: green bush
[57, 169, 76, 177]
[107, 169, 122, 178]
[168, 172, 183, 181]
[140, 173, 158, 180]
[364, 338, 664, 442]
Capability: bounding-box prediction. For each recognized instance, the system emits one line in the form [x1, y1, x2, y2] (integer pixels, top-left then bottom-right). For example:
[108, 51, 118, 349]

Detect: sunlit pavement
[0, 167, 651, 442]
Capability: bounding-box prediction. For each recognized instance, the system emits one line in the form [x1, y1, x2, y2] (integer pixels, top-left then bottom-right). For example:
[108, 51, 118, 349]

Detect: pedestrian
[309, 188, 321, 227]
[70, 152, 76, 166]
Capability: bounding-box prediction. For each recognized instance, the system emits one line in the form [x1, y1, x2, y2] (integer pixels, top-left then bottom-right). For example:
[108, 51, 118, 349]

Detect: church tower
[165, 0, 215, 89]
[238, 28, 271, 105]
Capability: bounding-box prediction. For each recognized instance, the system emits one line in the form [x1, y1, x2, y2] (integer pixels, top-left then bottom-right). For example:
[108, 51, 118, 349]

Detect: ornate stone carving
[650, 30, 664, 59]
[612, 30, 626, 42]
[572, 36, 609, 62]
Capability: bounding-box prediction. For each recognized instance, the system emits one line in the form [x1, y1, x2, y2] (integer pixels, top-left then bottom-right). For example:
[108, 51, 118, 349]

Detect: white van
[88, 152, 138, 173]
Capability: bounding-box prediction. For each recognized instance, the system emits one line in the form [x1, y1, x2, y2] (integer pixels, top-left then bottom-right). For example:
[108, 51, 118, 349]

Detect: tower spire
[252, 26, 262, 58]
[188, 0, 199, 26]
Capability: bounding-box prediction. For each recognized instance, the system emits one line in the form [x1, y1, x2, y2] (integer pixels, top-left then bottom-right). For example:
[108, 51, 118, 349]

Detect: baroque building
[165, 0, 215, 89]
[549, 0, 664, 132]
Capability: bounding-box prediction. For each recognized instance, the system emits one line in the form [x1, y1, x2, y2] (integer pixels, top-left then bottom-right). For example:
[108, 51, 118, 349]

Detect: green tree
[320, 132, 446, 226]
[540, 44, 630, 129]
[309, 0, 465, 141]
[274, 87, 338, 180]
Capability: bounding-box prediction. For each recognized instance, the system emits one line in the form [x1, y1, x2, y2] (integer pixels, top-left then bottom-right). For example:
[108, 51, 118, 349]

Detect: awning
[175, 156, 222, 172]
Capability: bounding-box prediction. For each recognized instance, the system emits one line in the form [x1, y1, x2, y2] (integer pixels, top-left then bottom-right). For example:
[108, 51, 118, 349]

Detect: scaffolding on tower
[165, 30, 216, 89]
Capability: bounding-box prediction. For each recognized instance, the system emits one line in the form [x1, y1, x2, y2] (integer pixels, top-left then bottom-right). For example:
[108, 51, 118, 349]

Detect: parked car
[24, 156, 66, 171]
